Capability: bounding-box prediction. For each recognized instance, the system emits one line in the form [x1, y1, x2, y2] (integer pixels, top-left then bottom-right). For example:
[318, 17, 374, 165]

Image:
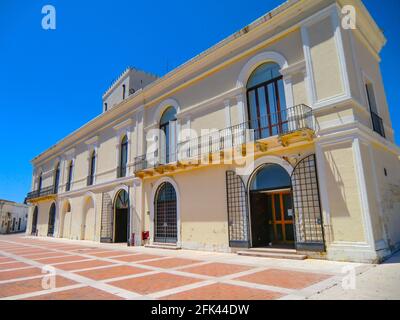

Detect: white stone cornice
[84, 135, 99, 146]
[113, 118, 133, 132]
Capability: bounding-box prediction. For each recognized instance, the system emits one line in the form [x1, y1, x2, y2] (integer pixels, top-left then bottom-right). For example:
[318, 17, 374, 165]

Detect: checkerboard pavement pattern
[0, 234, 351, 300]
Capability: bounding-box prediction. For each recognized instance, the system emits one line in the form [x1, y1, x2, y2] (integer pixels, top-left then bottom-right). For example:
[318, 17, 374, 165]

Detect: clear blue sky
[0, 0, 399, 203]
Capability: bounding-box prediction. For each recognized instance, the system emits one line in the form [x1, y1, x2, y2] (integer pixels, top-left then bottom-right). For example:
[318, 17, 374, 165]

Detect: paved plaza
[0, 234, 398, 300]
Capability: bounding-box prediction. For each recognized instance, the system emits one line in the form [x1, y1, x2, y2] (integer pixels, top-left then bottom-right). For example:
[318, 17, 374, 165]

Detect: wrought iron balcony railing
[134, 104, 314, 173]
[371, 111, 385, 138]
[26, 185, 57, 201]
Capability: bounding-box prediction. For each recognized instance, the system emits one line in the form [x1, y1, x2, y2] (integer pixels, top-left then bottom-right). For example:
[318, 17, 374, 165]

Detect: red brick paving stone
[6, 249, 45, 255]
[0, 276, 77, 298]
[88, 251, 135, 258]
[76, 265, 148, 281]
[55, 259, 115, 271]
[113, 254, 162, 262]
[0, 257, 16, 264]
[181, 263, 253, 277]
[35, 255, 90, 265]
[28, 253, 72, 260]
[0, 267, 42, 281]
[236, 268, 331, 290]
[110, 272, 201, 295]
[20, 251, 61, 258]
[0, 261, 30, 270]
[53, 246, 90, 251]
[24, 286, 123, 300]
[162, 283, 283, 300]
[140, 258, 200, 269]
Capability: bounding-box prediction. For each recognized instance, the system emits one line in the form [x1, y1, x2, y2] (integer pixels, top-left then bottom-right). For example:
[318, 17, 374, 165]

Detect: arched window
[53, 163, 60, 194]
[250, 163, 291, 192]
[159, 107, 177, 164]
[66, 161, 73, 191]
[154, 182, 177, 243]
[246, 62, 287, 139]
[88, 151, 96, 186]
[119, 136, 128, 178]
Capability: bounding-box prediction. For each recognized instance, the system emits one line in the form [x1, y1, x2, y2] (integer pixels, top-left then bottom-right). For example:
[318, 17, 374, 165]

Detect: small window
[122, 85, 126, 100]
[365, 82, 385, 138]
[104, 103, 108, 111]
[119, 136, 128, 178]
[38, 174, 42, 192]
[88, 151, 96, 186]
[66, 161, 73, 191]
[53, 163, 60, 193]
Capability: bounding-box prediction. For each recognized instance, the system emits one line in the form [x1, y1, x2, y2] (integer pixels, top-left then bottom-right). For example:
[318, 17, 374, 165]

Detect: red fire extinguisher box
[142, 231, 150, 241]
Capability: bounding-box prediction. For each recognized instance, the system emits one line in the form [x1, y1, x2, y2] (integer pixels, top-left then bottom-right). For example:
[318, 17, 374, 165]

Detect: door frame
[112, 189, 130, 244]
[249, 188, 295, 248]
[267, 190, 294, 245]
[242, 158, 294, 249]
[150, 177, 181, 246]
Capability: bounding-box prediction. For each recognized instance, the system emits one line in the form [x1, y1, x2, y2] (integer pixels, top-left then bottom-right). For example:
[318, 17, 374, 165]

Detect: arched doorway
[249, 164, 294, 248]
[61, 201, 71, 239]
[114, 190, 129, 243]
[82, 197, 95, 241]
[31, 207, 38, 235]
[47, 203, 56, 237]
[154, 182, 177, 244]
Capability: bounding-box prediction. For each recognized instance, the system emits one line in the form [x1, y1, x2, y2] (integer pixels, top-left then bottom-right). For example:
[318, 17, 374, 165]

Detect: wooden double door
[250, 190, 294, 247]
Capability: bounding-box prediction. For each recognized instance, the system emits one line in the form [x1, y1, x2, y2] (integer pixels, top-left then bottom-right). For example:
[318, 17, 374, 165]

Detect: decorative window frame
[113, 119, 134, 177]
[236, 50, 295, 124]
[85, 136, 99, 185]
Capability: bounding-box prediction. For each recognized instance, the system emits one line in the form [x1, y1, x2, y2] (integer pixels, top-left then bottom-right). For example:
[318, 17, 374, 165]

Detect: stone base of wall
[326, 243, 379, 263]
[181, 241, 232, 253]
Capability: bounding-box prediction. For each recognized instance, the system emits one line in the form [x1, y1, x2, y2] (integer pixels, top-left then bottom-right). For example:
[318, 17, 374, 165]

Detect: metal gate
[100, 192, 113, 243]
[226, 171, 250, 248]
[47, 203, 56, 237]
[291, 154, 325, 252]
[154, 182, 177, 243]
[32, 207, 38, 235]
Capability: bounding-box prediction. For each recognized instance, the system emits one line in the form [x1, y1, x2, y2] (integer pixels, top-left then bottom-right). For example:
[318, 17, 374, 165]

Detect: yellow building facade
[26, 0, 400, 263]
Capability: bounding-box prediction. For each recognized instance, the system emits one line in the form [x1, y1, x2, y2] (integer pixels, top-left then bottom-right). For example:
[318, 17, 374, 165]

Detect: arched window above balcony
[246, 62, 281, 89]
[159, 107, 177, 164]
[246, 62, 287, 139]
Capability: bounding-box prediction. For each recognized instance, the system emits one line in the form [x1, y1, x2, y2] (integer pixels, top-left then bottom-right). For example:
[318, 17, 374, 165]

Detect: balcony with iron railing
[134, 104, 314, 177]
[26, 185, 58, 202]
